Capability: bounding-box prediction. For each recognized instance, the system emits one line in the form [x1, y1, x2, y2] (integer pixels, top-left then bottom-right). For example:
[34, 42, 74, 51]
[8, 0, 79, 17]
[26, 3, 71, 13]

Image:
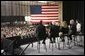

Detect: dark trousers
[49, 36, 56, 42]
[37, 36, 46, 43]
[68, 34, 72, 40]
[68, 32, 76, 40]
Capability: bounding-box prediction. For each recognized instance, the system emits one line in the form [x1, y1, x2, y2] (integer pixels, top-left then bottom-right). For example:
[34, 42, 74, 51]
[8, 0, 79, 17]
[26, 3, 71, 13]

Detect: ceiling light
[38, 1, 47, 3]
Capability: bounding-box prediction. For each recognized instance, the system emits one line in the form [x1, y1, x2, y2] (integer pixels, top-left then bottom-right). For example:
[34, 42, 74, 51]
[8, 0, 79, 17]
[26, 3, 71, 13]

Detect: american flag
[30, 5, 60, 24]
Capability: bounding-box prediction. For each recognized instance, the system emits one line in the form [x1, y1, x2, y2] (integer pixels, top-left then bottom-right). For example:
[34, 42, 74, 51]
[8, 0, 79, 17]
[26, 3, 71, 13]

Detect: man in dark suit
[68, 19, 76, 40]
[60, 21, 68, 42]
[36, 20, 47, 44]
[49, 22, 60, 43]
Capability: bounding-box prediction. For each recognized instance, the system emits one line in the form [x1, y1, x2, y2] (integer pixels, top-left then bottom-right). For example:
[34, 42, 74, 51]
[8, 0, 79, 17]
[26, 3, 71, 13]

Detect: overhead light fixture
[38, 1, 47, 3]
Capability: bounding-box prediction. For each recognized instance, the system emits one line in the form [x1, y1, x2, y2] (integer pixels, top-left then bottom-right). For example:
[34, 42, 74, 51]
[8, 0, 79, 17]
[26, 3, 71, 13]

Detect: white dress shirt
[76, 23, 81, 32]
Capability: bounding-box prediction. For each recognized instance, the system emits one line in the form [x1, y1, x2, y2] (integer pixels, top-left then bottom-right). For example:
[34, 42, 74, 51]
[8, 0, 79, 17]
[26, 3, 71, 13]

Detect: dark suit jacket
[60, 27, 69, 34]
[50, 25, 60, 37]
[36, 24, 46, 39]
[69, 24, 76, 35]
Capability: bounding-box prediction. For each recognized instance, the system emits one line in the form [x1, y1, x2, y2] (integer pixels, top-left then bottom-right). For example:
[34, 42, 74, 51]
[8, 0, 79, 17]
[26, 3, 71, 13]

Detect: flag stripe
[42, 9, 59, 11]
[30, 20, 59, 22]
[42, 12, 58, 14]
[31, 17, 58, 18]
[42, 10, 59, 12]
[42, 8, 59, 9]
[31, 14, 59, 17]
[41, 4, 59, 6]
[32, 18, 58, 20]
[31, 16, 58, 17]
[42, 6, 59, 8]
[31, 17, 58, 20]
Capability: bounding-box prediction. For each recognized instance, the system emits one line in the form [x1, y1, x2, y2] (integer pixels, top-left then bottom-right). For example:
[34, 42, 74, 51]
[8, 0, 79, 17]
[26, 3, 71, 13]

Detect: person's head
[56, 22, 60, 26]
[49, 22, 52, 25]
[3, 34, 6, 39]
[76, 20, 80, 24]
[70, 19, 74, 25]
[76, 20, 78, 24]
[52, 21, 56, 25]
[40, 20, 42, 24]
[62, 21, 67, 28]
[3, 34, 6, 37]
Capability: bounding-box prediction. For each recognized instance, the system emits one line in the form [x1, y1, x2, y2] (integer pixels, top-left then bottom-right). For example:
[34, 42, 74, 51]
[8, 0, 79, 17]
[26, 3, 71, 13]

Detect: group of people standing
[35, 19, 81, 44]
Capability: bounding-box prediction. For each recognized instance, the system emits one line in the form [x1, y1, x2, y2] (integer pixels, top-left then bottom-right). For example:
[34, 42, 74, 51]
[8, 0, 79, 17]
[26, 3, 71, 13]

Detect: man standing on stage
[49, 22, 60, 43]
[36, 20, 47, 44]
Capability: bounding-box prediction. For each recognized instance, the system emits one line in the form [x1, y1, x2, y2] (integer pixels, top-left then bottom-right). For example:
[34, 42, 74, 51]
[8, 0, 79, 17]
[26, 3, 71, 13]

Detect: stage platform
[15, 35, 84, 55]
